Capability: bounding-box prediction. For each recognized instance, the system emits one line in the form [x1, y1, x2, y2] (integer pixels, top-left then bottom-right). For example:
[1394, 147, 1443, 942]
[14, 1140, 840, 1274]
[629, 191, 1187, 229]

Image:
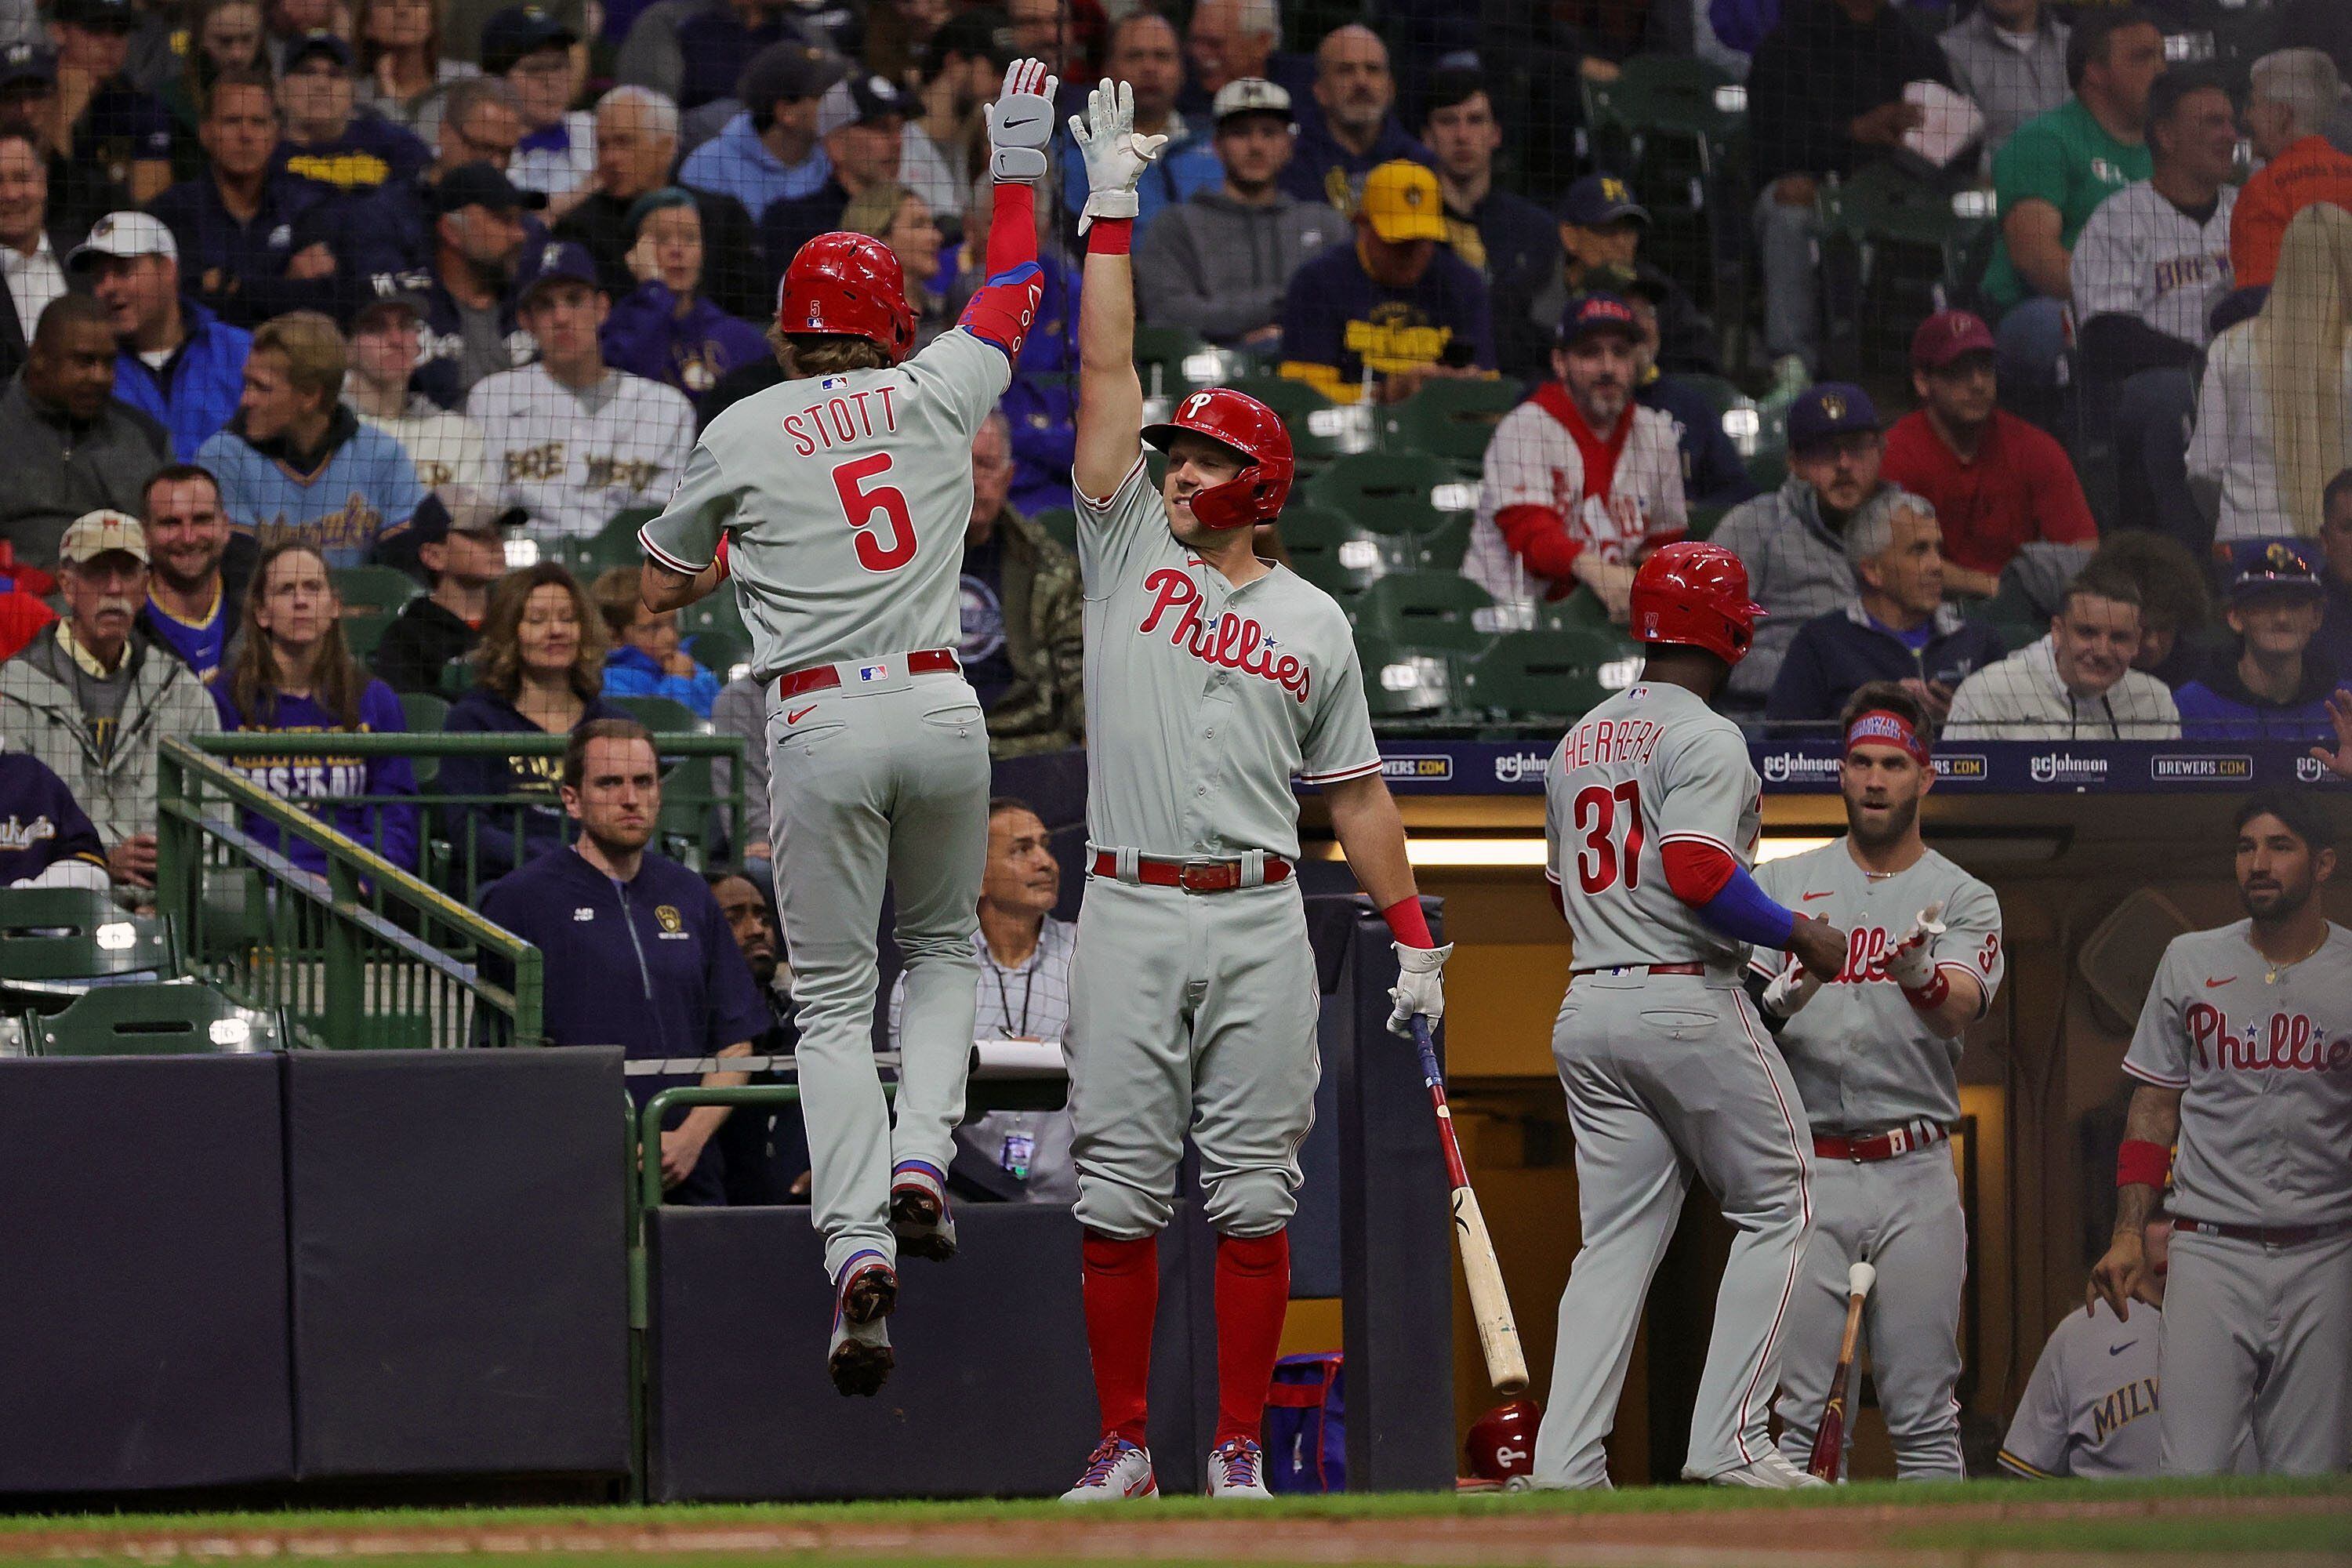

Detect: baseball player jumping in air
[1749, 681, 2005, 1480]
[637, 57, 1060, 1398]
[1531, 543, 1849, 1492]
[1057, 78, 1446, 1501]
[2092, 790, 2351, 1475]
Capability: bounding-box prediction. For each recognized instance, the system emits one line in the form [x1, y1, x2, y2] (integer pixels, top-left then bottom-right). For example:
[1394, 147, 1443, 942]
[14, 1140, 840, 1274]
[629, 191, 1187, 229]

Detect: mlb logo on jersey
[859, 662, 890, 681]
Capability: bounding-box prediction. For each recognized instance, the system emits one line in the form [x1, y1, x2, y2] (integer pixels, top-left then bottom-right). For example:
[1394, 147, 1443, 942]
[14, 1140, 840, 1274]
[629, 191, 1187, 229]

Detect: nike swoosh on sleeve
[1802, 891, 1834, 902]
[2204, 976, 2235, 988]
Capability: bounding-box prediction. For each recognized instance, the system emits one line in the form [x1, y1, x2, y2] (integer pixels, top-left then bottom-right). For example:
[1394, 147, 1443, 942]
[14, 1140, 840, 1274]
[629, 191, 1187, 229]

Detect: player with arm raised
[1748, 681, 2005, 1481]
[635, 58, 1057, 1400]
[1530, 543, 1849, 1492]
[1054, 78, 1447, 1503]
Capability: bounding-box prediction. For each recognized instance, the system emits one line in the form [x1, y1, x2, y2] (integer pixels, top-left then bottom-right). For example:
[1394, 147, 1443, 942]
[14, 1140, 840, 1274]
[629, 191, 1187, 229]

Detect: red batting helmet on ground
[1140, 387, 1295, 530]
[1628, 540, 1765, 666]
[775, 232, 917, 364]
[1465, 1399, 1541, 1486]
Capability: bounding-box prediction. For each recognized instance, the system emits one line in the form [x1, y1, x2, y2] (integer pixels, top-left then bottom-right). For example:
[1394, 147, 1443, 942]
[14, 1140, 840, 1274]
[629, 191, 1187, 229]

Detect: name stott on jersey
[469, 361, 697, 541]
[1544, 681, 1760, 972]
[2124, 921, 2352, 1229]
[1076, 454, 1381, 860]
[1752, 844, 2005, 1132]
[643, 329, 1011, 678]
[2070, 181, 2237, 349]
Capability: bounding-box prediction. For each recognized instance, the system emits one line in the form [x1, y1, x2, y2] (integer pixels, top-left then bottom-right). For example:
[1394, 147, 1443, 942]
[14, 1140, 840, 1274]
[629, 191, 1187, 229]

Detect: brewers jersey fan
[470, 361, 696, 541]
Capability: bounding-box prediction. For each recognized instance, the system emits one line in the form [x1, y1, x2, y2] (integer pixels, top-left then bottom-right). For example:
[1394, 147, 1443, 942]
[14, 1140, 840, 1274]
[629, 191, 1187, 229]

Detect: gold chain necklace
[2257, 929, 2329, 985]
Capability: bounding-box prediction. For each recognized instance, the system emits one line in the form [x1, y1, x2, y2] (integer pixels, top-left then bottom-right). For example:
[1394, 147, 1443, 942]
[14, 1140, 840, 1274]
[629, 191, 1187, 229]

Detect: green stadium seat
[1033, 506, 1078, 551]
[612, 695, 702, 731]
[440, 653, 476, 699]
[1817, 162, 1995, 376]
[687, 630, 750, 679]
[1682, 373, 1746, 418]
[1459, 629, 1632, 724]
[331, 564, 419, 615]
[1685, 503, 1728, 542]
[680, 590, 747, 641]
[1355, 632, 1458, 722]
[33, 982, 284, 1057]
[397, 692, 449, 783]
[1304, 452, 1473, 540]
[1350, 572, 1495, 655]
[1134, 325, 1214, 397]
[1272, 503, 1391, 597]
[584, 507, 660, 573]
[1225, 376, 1370, 466]
[1532, 589, 1616, 634]
[0, 888, 180, 1004]
[1378, 377, 1523, 468]
[1416, 512, 1474, 572]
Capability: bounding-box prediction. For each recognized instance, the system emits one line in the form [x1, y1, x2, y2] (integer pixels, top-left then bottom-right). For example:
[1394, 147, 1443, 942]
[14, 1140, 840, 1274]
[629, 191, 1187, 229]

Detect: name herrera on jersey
[1138, 567, 1311, 702]
[780, 386, 900, 456]
[1559, 717, 1664, 770]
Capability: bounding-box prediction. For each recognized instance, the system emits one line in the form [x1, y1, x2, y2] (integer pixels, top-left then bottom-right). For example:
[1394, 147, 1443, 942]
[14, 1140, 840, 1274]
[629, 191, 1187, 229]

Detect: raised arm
[1069, 79, 1166, 501]
[956, 58, 1055, 365]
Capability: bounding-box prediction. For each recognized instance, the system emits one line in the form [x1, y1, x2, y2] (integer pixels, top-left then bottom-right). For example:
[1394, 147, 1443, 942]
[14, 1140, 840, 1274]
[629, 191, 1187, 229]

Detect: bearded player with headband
[1054, 78, 1446, 1501]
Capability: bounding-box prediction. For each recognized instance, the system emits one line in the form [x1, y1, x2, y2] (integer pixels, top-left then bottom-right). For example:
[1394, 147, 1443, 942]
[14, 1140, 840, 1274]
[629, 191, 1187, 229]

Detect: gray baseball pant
[2159, 1225, 2352, 1475]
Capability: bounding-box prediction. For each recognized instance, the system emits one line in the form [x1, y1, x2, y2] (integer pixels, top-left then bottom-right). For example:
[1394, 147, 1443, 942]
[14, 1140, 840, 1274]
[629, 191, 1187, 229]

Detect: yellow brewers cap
[1358, 160, 1446, 244]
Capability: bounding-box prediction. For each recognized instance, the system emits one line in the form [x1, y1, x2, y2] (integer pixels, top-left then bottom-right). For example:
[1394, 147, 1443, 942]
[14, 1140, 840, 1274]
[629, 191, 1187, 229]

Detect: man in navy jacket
[480, 717, 769, 1203]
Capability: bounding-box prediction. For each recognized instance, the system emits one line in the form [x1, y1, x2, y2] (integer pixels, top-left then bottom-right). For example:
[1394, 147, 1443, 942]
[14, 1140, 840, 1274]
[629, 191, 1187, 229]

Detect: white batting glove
[1885, 902, 1946, 990]
[1067, 76, 1167, 234]
[983, 56, 1058, 184]
[1386, 942, 1454, 1037]
[1762, 960, 1822, 1021]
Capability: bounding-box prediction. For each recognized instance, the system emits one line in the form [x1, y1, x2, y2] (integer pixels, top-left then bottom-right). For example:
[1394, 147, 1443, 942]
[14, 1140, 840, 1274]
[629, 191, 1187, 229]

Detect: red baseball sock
[1214, 1229, 1290, 1446]
[1081, 1231, 1158, 1446]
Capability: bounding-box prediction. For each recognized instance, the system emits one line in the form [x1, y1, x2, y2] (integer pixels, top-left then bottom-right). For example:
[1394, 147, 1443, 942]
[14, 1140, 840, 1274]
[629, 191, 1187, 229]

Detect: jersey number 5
[833, 452, 916, 572]
[1573, 781, 1645, 895]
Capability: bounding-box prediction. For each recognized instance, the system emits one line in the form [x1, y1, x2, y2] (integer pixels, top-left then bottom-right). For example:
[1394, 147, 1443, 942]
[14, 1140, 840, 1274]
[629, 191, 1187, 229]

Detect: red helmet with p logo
[1141, 387, 1295, 530]
[1628, 541, 1765, 666]
[775, 231, 917, 365]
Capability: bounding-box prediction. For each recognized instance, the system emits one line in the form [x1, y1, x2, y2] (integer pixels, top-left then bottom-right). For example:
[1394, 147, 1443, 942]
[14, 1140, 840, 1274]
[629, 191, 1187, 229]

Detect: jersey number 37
[834, 452, 917, 573]
[1573, 781, 1646, 895]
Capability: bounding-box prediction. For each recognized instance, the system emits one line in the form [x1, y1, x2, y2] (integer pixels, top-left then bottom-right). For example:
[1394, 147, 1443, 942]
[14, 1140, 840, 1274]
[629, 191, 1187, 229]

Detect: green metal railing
[157, 736, 546, 1050]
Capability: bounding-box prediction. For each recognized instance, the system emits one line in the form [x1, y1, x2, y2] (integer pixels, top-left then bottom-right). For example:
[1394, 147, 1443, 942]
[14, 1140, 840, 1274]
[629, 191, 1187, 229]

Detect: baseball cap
[52, 0, 140, 31]
[58, 510, 148, 566]
[1785, 382, 1881, 452]
[814, 72, 910, 138]
[1910, 308, 1996, 371]
[432, 160, 546, 214]
[1358, 160, 1446, 244]
[285, 29, 354, 71]
[1556, 291, 1642, 346]
[1211, 77, 1293, 125]
[481, 4, 578, 74]
[409, 489, 525, 545]
[67, 210, 177, 270]
[513, 238, 601, 303]
[738, 39, 848, 111]
[352, 270, 433, 325]
[1558, 172, 1648, 229]
[2224, 537, 2325, 600]
[927, 6, 1012, 72]
[0, 42, 56, 91]
[1423, 66, 1490, 116]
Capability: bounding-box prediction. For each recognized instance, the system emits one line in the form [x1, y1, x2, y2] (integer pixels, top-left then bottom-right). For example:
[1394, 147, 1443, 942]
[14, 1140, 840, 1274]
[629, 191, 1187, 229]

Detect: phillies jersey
[2124, 920, 2352, 1229]
[1076, 452, 1380, 861]
[1752, 840, 2005, 1132]
[641, 328, 1011, 679]
[1998, 1299, 2163, 1479]
[470, 362, 696, 541]
[1544, 681, 1760, 971]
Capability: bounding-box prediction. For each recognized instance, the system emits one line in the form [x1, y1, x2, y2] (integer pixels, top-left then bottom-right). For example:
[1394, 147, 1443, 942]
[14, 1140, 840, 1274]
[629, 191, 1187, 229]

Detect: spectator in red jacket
[1881, 309, 2096, 597]
[0, 539, 56, 659]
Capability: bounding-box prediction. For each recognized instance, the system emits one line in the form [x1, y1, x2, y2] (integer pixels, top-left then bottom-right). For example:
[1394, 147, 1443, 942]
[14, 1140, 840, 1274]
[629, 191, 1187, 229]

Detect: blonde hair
[252, 310, 348, 406]
[588, 564, 645, 641]
[2256, 205, 2352, 537]
[840, 181, 919, 243]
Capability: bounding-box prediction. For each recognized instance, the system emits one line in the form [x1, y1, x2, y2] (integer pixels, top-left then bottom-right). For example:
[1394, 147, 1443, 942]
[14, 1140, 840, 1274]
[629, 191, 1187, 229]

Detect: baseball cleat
[1204, 1436, 1272, 1498]
[1060, 1436, 1157, 1501]
[890, 1160, 958, 1261]
[1686, 1452, 1827, 1490]
[826, 1250, 897, 1397]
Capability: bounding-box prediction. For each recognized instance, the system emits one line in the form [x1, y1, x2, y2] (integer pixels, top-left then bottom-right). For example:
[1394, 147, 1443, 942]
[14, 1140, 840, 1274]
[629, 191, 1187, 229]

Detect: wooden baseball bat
[1806, 1259, 1878, 1481]
[1410, 1015, 1528, 1396]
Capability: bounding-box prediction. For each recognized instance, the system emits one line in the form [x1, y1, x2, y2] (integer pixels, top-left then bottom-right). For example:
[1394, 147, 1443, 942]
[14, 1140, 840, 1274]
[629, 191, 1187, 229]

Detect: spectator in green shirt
[1982, 6, 2165, 424]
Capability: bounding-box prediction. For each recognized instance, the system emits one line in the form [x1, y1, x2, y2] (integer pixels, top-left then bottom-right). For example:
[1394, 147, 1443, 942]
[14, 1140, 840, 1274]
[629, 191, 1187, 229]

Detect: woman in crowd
[590, 564, 720, 716]
[211, 540, 419, 875]
[440, 562, 630, 884]
[843, 181, 947, 348]
[354, 0, 479, 147]
[599, 189, 770, 408]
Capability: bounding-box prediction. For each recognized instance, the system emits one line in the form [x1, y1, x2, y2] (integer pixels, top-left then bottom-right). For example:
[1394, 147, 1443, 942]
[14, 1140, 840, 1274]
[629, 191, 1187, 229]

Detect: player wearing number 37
[637, 59, 1060, 1400]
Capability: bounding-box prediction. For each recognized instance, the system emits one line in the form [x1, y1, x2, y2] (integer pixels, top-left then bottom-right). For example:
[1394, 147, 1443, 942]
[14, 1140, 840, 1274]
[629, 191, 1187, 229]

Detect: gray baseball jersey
[2123, 920, 2352, 1229]
[1544, 681, 1762, 971]
[1752, 842, 2006, 1132]
[2069, 180, 2236, 349]
[1998, 1299, 2164, 1479]
[641, 328, 1013, 677]
[1076, 452, 1381, 858]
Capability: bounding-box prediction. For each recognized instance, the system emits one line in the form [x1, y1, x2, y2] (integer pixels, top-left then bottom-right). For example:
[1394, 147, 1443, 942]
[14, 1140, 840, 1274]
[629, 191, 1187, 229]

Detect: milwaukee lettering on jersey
[2183, 1004, 2351, 1073]
[1558, 716, 1664, 772]
[781, 386, 901, 456]
[1138, 567, 1311, 702]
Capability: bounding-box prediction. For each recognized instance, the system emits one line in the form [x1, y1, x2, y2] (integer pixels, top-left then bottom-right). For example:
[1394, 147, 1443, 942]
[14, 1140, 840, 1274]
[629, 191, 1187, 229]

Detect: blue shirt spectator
[1054, 10, 1207, 239]
[71, 212, 255, 459]
[590, 563, 722, 717]
[675, 38, 844, 223]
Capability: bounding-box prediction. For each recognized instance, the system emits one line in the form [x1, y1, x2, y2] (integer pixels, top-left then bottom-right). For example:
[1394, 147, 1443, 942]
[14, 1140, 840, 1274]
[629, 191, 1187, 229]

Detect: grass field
[2, 1475, 2346, 1567]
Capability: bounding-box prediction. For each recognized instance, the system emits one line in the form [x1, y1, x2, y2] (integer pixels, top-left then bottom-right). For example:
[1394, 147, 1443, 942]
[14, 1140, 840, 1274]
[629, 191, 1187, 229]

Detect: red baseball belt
[1814, 1121, 1954, 1163]
[1571, 961, 1709, 978]
[775, 648, 960, 701]
[1089, 850, 1294, 894]
[2172, 1217, 2352, 1248]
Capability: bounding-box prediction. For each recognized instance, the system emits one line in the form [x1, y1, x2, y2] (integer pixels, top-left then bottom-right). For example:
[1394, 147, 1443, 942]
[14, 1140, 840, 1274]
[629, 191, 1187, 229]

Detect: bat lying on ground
[1807, 1259, 1878, 1480]
[1410, 1014, 1528, 1396]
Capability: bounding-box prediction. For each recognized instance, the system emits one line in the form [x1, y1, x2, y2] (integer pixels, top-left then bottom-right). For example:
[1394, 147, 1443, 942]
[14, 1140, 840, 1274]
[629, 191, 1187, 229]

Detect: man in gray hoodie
[1133, 77, 1338, 347]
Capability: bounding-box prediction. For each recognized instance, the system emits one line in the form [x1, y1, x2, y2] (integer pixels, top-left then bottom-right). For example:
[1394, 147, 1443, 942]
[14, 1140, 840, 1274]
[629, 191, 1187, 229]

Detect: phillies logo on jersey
[1137, 568, 1311, 702]
[2183, 1002, 2352, 1073]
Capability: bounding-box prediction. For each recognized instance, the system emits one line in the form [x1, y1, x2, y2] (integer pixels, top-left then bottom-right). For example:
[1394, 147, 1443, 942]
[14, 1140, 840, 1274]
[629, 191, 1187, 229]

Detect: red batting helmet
[1465, 1399, 1541, 1486]
[1628, 540, 1764, 666]
[775, 232, 917, 365]
[1141, 387, 1295, 530]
